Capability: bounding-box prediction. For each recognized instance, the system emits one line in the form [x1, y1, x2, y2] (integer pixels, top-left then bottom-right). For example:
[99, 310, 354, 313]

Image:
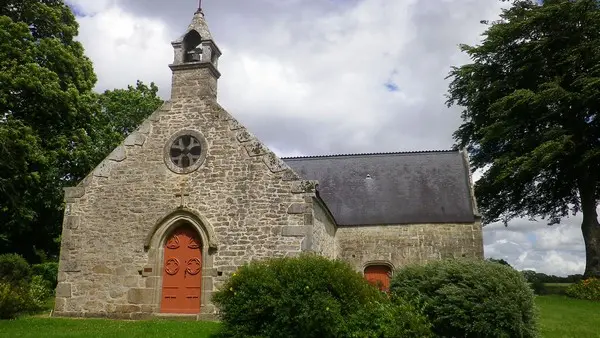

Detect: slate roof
[282, 150, 477, 226]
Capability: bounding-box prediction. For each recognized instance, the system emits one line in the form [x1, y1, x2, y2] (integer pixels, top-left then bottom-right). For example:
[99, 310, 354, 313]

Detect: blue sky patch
[65, 1, 87, 18]
[384, 81, 400, 92]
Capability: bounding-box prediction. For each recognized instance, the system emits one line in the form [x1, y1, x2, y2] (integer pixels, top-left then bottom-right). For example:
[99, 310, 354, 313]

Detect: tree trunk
[578, 176, 600, 278]
[581, 218, 600, 278]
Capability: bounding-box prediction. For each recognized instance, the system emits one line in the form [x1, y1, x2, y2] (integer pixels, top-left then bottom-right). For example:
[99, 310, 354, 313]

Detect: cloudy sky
[64, 0, 586, 276]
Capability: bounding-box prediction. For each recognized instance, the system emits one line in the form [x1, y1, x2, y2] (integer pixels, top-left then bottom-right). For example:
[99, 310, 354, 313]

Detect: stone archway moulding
[145, 208, 218, 251]
[362, 260, 395, 274]
[144, 208, 218, 316]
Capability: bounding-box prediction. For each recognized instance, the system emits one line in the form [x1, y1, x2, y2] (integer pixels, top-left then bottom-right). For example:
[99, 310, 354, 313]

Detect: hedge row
[213, 255, 540, 338]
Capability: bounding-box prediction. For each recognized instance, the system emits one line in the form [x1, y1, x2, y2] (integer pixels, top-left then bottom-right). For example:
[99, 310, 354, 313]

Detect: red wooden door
[160, 226, 202, 313]
[364, 265, 391, 292]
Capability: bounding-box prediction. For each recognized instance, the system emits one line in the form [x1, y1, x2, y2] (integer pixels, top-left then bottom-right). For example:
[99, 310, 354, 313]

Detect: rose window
[170, 135, 203, 169]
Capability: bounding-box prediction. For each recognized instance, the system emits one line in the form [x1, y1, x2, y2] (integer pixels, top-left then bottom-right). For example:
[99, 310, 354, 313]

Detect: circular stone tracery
[170, 135, 202, 168]
[164, 130, 208, 174]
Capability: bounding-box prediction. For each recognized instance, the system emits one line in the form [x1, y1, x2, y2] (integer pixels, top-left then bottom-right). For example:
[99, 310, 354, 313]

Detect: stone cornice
[169, 62, 221, 79]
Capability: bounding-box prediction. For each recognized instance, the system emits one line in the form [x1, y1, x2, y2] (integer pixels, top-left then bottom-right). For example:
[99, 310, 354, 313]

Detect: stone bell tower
[169, 2, 221, 101]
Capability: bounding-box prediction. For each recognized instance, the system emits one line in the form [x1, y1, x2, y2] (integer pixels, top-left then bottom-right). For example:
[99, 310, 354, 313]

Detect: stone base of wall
[51, 311, 220, 322]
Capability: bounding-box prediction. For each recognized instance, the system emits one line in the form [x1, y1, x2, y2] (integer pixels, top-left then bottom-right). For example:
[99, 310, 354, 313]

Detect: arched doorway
[364, 265, 392, 292]
[160, 225, 202, 313]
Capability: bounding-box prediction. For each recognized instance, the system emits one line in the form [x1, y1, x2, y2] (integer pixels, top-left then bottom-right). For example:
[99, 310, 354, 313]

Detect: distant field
[542, 282, 572, 295]
[0, 295, 598, 337]
[537, 295, 600, 338]
[544, 283, 573, 286]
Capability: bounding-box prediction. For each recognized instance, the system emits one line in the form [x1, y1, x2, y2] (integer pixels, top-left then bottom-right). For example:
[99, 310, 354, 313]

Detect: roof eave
[314, 187, 339, 227]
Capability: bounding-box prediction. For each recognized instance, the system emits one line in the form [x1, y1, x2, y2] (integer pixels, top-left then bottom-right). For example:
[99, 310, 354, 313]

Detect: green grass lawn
[0, 295, 598, 337]
[0, 317, 221, 338]
[537, 295, 600, 338]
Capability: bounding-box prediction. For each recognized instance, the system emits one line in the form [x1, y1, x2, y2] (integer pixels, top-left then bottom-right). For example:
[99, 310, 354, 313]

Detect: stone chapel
[53, 6, 483, 320]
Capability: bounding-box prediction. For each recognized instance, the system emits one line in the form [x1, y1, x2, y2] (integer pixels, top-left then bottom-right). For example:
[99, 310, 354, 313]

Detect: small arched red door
[160, 226, 202, 313]
[364, 265, 392, 292]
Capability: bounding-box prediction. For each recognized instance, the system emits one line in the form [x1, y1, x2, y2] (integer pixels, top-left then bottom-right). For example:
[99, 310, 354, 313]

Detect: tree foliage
[0, 0, 163, 262]
[446, 0, 600, 276]
[0, 0, 95, 261]
[487, 257, 512, 267]
[90, 81, 163, 172]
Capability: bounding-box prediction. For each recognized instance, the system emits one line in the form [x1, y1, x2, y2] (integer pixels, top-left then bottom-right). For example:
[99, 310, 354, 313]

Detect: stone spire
[169, 2, 221, 100]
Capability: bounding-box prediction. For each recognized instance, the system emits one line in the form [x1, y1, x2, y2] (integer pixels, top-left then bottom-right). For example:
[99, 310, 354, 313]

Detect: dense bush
[32, 262, 59, 288]
[391, 259, 539, 338]
[0, 254, 55, 318]
[212, 254, 432, 338]
[0, 282, 32, 319]
[0, 254, 32, 285]
[566, 278, 600, 301]
[347, 297, 433, 338]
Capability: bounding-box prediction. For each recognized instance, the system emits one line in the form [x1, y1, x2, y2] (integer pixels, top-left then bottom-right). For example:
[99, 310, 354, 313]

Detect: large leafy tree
[447, 0, 600, 277]
[0, 1, 163, 262]
[0, 0, 96, 261]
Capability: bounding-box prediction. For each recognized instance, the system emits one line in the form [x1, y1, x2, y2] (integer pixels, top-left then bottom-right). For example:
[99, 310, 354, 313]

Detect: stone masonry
[336, 223, 484, 272]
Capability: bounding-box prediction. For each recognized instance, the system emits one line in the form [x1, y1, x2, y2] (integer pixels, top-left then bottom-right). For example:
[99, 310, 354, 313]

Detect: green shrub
[0, 253, 32, 285]
[32, 262, 59, 288]
[566, 278, 600, 301]
[391, 259, 539, 338]
[346, 297, 434, 338]
[0, 255, 55, 317]
[0, 282, 31, 319]
[212, 254, 431, 338]
[28, 275, 54, 309]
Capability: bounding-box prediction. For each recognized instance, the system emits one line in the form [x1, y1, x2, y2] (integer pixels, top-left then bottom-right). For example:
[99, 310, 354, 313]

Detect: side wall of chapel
[307, 198, 337, 258]
[335, 222, 484, 273]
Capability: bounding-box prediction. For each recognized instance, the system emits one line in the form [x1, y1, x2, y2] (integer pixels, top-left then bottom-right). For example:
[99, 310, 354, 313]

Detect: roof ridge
[281, 149, 457, 160]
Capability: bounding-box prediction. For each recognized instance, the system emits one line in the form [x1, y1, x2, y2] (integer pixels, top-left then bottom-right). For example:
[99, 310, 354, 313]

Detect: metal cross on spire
[196, 0, 203, 14]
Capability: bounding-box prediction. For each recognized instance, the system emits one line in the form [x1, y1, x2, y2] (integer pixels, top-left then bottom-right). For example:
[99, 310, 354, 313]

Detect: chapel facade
[53, 6, 483, 320]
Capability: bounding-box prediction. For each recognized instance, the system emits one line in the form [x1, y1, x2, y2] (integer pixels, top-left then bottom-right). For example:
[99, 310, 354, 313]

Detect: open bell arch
[183, 30, 203, 62]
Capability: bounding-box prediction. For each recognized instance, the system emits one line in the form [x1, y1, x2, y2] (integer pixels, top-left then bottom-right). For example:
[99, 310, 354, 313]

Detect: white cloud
[484, 219, 586, 275]
[73, 4, 173, 95]
[535, 223, 584, 251]
[537, 251, 586, 276]
[67, 0, 116, 15]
